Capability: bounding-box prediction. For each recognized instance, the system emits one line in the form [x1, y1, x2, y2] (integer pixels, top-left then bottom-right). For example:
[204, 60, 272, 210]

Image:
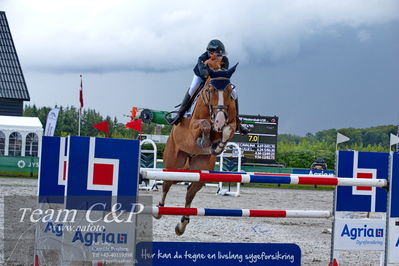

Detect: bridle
[203, 77, 231, 125]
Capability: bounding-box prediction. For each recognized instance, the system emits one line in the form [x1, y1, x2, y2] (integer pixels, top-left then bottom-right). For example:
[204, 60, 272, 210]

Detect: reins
[201, 82, 229, 124]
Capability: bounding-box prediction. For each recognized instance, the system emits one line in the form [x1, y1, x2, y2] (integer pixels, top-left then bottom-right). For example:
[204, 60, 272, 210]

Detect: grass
[0, 174, 37, 179]
[0, 170, 37, 178]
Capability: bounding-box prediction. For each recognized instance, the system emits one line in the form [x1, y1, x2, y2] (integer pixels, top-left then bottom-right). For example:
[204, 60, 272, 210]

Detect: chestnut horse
[157, 60, 239, 235]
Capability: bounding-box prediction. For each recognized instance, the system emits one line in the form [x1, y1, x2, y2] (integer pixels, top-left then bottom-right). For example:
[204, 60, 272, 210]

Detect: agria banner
[333, 218, 385, 251]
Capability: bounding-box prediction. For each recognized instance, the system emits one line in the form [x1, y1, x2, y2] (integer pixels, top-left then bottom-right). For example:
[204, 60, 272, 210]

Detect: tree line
[277, 125, 396, 168]
[24, 105, 397, 169]
[24, 105, 172, 139]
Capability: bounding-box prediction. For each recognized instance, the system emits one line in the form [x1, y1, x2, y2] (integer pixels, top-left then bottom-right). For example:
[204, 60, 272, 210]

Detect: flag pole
[78, 75, 84, 136]
[78, 109, 81, 136]
[330, 132, 350, 264]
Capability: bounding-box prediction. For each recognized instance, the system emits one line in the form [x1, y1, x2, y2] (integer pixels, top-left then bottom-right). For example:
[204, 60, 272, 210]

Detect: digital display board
[230, 115, 278, 164]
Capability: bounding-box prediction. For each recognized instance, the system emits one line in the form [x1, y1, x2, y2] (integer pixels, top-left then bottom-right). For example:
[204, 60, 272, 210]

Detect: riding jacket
[193, 52, 229, 80]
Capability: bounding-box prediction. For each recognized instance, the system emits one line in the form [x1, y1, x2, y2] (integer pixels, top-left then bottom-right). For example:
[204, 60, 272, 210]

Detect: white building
[0, 115, 43, 157]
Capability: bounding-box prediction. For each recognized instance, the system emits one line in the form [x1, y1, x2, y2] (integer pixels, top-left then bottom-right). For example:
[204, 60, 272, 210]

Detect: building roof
[0, 11, 30, 101]
[0, 115, 43, 132]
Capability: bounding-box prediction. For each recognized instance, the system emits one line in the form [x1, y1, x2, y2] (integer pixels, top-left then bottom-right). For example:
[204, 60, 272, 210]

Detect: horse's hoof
[175, 216, 190, 236]
[211, 149, 222, 156]
[211, 141, 225, 155]
[175, 222, 188, 236]
[153, 214, 162, 219]
[175, 224, 185, 236]
[153, 203, 164, 219]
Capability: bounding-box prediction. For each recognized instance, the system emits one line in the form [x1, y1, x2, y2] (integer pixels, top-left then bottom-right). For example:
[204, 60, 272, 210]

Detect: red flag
[130, 107, 138, 119]
[125, 119, 142, 132]
[92, 121, 109, 137]
[79, 75, 84, 110]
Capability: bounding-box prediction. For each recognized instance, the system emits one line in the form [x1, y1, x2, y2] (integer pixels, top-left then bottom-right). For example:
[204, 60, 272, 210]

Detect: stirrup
[165, 111, 178, 124]
[165, 111, 182, 125]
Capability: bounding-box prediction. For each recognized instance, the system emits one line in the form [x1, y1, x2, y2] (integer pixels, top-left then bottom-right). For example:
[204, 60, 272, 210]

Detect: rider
[167, 39, 248, 135]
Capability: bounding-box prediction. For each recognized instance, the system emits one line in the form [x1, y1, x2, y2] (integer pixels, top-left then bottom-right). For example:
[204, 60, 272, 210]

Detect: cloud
[357, 30, 371, 42]
[3, 0, 399, 73]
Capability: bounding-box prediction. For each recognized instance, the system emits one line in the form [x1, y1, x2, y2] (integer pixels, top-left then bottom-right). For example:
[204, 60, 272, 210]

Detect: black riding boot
[235, 99, 249, 135]
[167, 91, 192, 125]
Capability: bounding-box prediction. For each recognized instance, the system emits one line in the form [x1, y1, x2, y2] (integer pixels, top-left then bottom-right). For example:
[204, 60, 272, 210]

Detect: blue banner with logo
[336, 151, 388, 212]
[292, 169, 334, 175]
[136, 241, 301, 265]
[65, 136, 140, 211]
[391, 152, 399, 217]
[39, 136, 68, 203]
[387, 152, 399, 263]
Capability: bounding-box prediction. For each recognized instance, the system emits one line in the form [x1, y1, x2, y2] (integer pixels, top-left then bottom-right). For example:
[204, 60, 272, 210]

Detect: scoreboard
[230, 115, 278, 164]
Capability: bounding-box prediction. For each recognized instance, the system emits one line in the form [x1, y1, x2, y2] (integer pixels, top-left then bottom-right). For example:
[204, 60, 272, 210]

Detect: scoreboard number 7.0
[248, 135, 259, 142]
[230, 115, 278, 164]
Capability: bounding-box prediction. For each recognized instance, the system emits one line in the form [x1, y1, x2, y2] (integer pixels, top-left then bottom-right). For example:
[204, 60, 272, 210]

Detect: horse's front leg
[175, 182, 204, 236]
[211, 124, 235, 155]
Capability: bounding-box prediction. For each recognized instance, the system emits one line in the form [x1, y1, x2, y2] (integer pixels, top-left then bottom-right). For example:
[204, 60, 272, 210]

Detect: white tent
[0, 115, 43, 156]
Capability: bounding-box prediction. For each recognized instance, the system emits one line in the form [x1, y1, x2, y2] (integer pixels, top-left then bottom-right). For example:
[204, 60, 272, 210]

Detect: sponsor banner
[0, 155, 39, 173]
[61, 137, 140, 262]
[62, 210, 135, 264]
[336, 151, 388, 212]
[136, 242, 301, 266]
[387, 152, 399, 263]
[44, 108, 60, 136]
[31, 196, 153, 265]
[38, 137, 68, 203]
[65, 137, 140, 211]
[390, 152, 399, 217]
[387, 219, 399, 264]
[333, 218, 385, 251]
[292, 169, 334, 176]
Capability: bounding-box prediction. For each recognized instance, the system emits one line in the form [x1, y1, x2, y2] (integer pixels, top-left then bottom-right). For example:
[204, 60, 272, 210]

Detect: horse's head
[205, 63, 238, 132]
[206, 58, 222, 71]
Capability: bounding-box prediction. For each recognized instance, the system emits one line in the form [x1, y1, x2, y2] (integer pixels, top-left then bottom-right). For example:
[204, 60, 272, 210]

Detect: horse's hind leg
[154, 144, 187, 219]
[153, 180, 175, 219]
[175, 155, 215, 235]
[175, 182, 204, 235]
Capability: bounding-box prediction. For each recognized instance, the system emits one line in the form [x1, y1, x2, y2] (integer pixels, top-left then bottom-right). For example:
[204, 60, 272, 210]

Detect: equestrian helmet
[207, 39, 226, 55]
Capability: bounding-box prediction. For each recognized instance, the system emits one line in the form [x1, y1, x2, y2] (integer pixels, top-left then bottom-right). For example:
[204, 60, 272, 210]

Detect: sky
[2, 0, 399, 135]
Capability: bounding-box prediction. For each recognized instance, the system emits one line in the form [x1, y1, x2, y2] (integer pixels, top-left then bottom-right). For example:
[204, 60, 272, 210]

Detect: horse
[156, 59, 239, 235]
